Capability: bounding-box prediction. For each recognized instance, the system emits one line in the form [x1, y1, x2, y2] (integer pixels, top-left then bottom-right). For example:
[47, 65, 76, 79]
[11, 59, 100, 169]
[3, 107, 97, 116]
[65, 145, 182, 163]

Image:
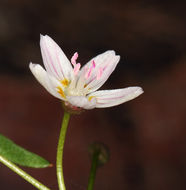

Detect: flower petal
[79, 51, 120, 93]
[66, 96, 97, 109]
[40, 35, 73, 80]
[88, 87, 143, 108]
[29, 63, 65, 100]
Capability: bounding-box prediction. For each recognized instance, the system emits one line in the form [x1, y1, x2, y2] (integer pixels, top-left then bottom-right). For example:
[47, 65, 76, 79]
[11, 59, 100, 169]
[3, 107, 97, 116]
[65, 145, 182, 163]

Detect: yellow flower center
[88, 96, 94, 101]
[60, 79, 69, 87]
[57, 86, 66, 98]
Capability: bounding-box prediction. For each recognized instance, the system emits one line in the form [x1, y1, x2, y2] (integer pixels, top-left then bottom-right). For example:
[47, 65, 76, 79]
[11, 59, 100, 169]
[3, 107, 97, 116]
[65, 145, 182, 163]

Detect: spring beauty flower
[29, 35, 143, 110]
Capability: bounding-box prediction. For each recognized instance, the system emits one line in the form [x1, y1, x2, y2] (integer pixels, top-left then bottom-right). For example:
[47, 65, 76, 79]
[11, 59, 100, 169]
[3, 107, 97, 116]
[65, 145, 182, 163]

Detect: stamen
[57, 86, 66, 98]
[71, 52, 81, 75]
[74, 63, 81, 75]
[60, 79, 69, 87]
[96, 67, 103, 80]
[88, 96, 94, 101]
[71, 52, 78, 66]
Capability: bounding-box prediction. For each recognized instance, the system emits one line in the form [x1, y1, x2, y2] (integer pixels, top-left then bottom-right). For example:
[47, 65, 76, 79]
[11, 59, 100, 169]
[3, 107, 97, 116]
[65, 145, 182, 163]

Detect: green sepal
[0, 134, 51, 168]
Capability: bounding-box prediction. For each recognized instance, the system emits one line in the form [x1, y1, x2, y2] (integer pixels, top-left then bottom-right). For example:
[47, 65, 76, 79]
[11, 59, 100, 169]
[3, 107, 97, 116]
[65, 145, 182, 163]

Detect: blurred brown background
[0, 0, 186, 190]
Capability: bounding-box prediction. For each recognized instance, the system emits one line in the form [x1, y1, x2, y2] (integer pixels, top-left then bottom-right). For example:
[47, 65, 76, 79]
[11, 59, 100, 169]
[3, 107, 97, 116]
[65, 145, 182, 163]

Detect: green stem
[87, 149, 100, 190]
[0, 155, 50, 190]
[56, 111, 70, 190]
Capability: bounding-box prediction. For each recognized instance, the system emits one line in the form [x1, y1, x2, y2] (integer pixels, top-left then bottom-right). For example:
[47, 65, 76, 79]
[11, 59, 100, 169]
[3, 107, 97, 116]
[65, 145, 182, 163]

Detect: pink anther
[71, 52, 78, 66]
[71, 52, 81, 75]
[96, 67, 103, 80]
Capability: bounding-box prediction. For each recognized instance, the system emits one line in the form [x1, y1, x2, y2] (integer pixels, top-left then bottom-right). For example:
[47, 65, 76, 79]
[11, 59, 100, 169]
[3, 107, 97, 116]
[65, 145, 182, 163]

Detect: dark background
[0, 0, 186, 189]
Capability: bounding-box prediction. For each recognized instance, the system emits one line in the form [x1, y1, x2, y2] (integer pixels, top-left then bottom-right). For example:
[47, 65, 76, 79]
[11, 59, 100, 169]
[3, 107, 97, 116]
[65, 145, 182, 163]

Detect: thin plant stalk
[56, 111, 70, 190]
[0, 155, 50, 190]
[87, 149, 100, 190]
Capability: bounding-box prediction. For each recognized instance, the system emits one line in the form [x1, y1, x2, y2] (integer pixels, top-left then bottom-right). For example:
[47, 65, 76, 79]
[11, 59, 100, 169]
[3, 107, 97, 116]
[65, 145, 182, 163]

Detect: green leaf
[0, 134, 51, 168]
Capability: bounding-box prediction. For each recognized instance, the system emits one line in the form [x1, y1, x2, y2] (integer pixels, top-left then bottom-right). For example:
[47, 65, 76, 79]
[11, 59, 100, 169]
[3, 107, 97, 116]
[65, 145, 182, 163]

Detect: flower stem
[0, 155, 50, 190]
[87, 149, 100, 190]
[56, 111, 70, 190]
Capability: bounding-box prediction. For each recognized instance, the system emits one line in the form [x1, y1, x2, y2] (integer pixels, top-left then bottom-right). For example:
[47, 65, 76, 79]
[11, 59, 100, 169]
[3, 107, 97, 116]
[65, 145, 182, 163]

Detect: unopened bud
[88, 142, 109, 166]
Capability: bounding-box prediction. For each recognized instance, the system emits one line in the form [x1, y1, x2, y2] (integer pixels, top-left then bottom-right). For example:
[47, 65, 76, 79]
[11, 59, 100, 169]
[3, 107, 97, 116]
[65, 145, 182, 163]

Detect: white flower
[29, 35, 143, 110]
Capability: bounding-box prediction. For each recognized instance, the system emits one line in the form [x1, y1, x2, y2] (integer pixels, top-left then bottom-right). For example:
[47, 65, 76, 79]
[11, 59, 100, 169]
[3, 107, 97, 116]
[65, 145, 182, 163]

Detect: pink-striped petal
[88, 87, 143, 108]
[29, 63, 65, 100]
[40, 35, 73, 80]
[80, 51, 120, 93]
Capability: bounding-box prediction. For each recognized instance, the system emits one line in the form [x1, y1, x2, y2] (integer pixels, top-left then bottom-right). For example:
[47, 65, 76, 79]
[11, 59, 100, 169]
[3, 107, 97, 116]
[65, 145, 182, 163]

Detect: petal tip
[40, 34, 50, 44]
[106, 50, 116, 56]
[29, 62, 34, 69]
[29, 63, 39, 73]
[135, 87, 144, 95]
[40, 34, 45, 40]
[130, 87, 144, 100]
[106, 50, 120, 60]
[115, 55, 120, 61]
